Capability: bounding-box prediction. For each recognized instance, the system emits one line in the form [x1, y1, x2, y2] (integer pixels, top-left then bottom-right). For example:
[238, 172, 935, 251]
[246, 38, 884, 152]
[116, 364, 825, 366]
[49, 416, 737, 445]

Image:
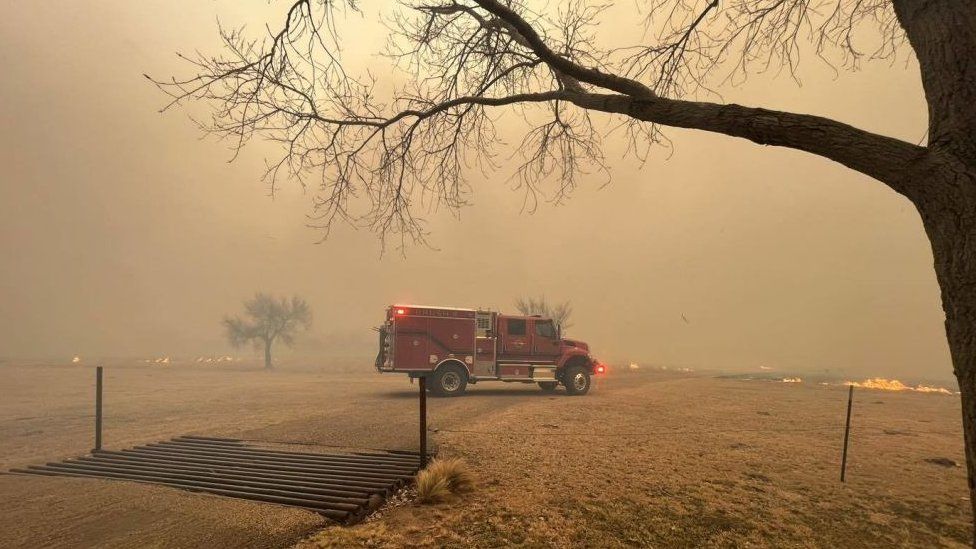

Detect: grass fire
[2, 0, 974, 547]
[847, 378, 956, 395]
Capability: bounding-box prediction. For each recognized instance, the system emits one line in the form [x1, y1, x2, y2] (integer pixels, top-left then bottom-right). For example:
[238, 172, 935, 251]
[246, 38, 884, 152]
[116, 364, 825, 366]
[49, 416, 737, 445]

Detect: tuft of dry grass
[415, 474, 452, 504]
[414, 458, 474, 504]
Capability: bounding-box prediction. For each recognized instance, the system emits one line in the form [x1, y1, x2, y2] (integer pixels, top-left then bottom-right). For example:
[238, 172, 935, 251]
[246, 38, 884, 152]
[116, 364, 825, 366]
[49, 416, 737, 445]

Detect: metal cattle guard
[12, 365, 430, 523]
[12, 436, 421, 523]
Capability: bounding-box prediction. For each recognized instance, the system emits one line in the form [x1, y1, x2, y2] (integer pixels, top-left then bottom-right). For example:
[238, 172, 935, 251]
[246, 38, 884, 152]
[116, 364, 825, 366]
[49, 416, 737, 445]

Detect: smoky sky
[0, 2, 949, 381]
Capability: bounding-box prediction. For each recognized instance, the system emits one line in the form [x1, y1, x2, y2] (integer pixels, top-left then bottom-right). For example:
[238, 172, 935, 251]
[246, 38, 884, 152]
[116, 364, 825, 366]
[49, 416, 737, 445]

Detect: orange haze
[0, 2, 950, 383]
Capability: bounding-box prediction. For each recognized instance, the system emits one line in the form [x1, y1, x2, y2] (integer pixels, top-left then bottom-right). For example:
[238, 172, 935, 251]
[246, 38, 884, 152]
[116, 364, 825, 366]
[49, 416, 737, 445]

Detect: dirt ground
[0, 361, 970, 548]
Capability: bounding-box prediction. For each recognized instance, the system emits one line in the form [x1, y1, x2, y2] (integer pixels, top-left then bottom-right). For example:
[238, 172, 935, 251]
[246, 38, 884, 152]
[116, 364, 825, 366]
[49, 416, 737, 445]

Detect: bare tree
[515, 296, 573, 333]
[154, 0, 976, 527]
[224, 293, 312, 369]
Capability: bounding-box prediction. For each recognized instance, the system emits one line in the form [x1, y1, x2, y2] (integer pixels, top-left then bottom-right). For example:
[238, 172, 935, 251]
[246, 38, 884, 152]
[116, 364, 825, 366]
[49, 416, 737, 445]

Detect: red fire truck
[375, 304, 605, 396]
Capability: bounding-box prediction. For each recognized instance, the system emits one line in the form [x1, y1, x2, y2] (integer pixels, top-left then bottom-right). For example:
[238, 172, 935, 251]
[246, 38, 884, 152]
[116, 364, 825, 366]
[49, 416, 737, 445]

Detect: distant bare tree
[515, 296, 573, 333]
[224, 293, 312, 369]
[155, 0, 976, 530]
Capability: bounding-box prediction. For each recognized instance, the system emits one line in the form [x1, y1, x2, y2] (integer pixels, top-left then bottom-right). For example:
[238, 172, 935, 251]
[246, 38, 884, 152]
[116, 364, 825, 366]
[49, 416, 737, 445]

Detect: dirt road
[0, 362, 970, 547]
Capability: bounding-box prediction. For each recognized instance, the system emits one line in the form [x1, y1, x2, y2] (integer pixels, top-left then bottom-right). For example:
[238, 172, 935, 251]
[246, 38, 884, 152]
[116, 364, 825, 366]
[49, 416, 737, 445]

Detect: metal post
[840, 384, 854, 482]
[94, 366, 103, 452]
[419, 376, 427, 468]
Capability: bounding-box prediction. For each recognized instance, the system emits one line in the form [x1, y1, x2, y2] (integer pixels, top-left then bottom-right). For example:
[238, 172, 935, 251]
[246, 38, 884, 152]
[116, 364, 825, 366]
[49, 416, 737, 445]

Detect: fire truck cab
[375, 305, 605, 396]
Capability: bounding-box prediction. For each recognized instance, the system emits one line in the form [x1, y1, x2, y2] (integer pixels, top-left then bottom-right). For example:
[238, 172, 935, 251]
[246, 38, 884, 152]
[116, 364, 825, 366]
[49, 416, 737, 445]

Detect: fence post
[419, 376, 427, 468]
[94, 366, 103, 452]
[841, 384, 854, 482]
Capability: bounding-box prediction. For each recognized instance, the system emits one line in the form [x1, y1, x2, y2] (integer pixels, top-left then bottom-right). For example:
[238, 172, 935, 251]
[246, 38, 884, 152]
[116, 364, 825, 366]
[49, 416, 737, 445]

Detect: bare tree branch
[515, 296, 574, 332]
[150, 0, 921, 247]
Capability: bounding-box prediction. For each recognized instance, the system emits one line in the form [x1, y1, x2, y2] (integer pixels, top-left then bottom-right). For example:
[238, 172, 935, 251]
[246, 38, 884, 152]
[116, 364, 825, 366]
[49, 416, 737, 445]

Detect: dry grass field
[0, 361, 969, 548]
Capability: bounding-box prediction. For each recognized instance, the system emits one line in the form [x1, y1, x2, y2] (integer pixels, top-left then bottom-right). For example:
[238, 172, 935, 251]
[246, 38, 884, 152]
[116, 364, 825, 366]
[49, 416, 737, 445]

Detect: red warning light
[396, 308, 406, 315]
[595, 364, 606, 374]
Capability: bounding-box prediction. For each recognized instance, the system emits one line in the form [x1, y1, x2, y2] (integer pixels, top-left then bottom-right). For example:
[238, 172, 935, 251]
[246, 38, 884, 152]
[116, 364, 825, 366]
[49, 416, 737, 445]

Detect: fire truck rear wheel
[431, 363, 468, 397]
[563, 366, 591, 396]
[538, 381, 558, 393]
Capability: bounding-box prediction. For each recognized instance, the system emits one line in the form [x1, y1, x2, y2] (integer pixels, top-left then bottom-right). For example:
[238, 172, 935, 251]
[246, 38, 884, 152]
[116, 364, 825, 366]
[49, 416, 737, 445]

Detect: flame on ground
[656, 365, 694, 373]
[847, 378, 953, 395]
[195, 356, 236, 364]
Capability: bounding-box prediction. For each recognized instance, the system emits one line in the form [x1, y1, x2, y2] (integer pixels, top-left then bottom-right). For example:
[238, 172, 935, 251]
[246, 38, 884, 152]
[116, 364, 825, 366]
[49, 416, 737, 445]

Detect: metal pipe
[178, 435, 243, 443]
[170, 435, 420, 459]
[28, 464, 363, 511]
[382, 449, 424, 456]
[74, 456, 376, 496]
[171, 437, 420, 464]
[14, 467, 351, 522]
[157, 440, 418, 468]
[353, 450, 421, 459]
[93, 366, 103, 452]
[123, 446, 413, 479]
[40, 462, 366, 506]
[841, 384, 854, 482]
[134, 444, 417, 476]
[89, 451, 397, 491]
[56, 460, 370, 502]
[419, 376, 428, 468]
[113, 449, 413, 481]
[146, 443, 418, 472]
[92, 450, 399, 486]
[175, 436, 420, 462]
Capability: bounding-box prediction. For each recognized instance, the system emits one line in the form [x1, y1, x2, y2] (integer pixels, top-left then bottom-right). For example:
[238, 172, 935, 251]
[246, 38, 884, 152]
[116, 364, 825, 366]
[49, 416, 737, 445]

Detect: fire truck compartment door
[394, 316, 429, 369]
[473, 337, 495, 377]
[502, 318, 529, 355]
[531, 319, 560, 359]
[532, 366, 557, 381]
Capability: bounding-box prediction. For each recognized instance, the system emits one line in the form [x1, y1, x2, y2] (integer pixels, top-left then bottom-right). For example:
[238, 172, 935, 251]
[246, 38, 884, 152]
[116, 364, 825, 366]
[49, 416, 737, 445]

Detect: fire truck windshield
[535, 320, 556, 338]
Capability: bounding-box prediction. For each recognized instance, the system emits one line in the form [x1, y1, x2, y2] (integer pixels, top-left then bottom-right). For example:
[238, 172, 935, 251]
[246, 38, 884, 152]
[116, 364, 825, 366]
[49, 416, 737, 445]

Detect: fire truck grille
[10, 435, 421, 524]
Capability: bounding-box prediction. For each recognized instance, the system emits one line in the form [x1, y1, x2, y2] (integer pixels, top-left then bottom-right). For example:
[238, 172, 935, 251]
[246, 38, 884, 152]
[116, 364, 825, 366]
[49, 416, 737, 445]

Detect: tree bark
[893, 0, 976, 533]
[894, 0, 976, 161]
[915, 166, 976, 531]
[264, 338, 273, 370]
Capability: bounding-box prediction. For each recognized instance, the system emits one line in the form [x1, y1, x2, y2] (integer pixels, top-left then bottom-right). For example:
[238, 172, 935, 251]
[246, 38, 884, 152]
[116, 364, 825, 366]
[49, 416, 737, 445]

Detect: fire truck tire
[538, 381, 558, 393]
[563, 366, 591, 396]
[431, 363, 468, 397]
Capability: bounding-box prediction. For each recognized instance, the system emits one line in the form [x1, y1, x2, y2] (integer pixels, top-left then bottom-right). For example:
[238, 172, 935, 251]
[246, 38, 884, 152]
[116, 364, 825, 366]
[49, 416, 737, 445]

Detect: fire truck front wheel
[563, 366, 591, 396]
[430, 363, 468, 397]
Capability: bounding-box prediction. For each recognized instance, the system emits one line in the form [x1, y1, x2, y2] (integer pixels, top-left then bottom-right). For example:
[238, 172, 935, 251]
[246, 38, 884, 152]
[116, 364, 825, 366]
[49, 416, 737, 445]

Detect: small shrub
[415, 458, 474, 504]
[415, 472, 452, 504]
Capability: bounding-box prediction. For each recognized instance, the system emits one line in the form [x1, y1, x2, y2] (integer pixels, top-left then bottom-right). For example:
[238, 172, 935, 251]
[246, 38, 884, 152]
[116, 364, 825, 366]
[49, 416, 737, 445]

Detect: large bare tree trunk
[894, 0, 976, 531]
[264, 338, 273, 370]
[918, 174, 976, 527]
